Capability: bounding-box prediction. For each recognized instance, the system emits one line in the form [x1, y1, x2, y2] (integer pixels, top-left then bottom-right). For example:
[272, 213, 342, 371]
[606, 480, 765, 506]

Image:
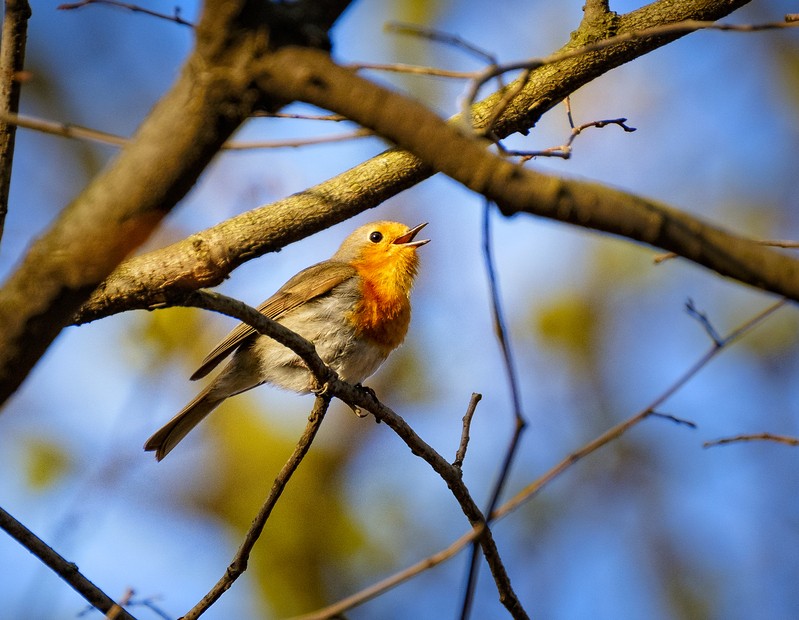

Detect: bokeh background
[2, 1, 799, 618]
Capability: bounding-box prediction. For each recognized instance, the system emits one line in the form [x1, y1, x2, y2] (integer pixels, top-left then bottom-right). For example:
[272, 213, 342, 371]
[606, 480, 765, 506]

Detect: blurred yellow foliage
[774, 40, 799, 109]
[735, 305, 799, 358]
[133, 308, 206, 360]
[186, 399, 367, 616]
[23, 438, 73, 491]
[533, 293, 600, 368]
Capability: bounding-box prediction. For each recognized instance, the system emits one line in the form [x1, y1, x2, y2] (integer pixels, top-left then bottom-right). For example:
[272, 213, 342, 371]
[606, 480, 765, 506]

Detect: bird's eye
[369, 231, 383, 243]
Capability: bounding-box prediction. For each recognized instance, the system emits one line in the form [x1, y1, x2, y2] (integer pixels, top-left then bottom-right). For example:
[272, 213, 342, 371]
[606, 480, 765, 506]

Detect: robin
[144, 221, 429, 460]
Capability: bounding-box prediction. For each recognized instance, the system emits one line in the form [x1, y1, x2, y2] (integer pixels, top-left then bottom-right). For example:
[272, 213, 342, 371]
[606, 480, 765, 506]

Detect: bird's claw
[312, 382, 330, 396]
[348, 403, 368, 418]
[355, 383, 377, 401]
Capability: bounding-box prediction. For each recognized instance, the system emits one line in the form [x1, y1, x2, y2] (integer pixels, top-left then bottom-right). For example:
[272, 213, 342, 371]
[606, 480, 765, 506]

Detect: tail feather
[144, 387, 224, 461]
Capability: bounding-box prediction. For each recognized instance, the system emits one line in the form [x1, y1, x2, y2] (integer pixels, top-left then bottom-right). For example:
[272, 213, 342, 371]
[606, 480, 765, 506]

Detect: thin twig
[385, 22, 499, 65]
[347, 62, 474, 79]
[454, 392, 483, 469]
[292, 298, 788, 619]
[6, 18, 795, 156]
[184, 395, 331, 620]
[655, 238, 799, 263]
[475, 69, 532, 135]
[383, 22, 508, 132]
[757, 240, 799, 249]
[498, 117, 636, 161]
[685, 298, 723, 346]
[357, 384, 528, 619]
[225, 128, 372, 150]
[462, 19, 799, 114]
[649, 411, 697, 428]
[494, 298, 788, 520]
[253, 111, 348, 121]
[459, 203, 527, 620]
[178, 290, 335, 389]
[564, 96, 575, 129]
[0, 111, 371, 151]
[704, 432, 799, 448]
[58, 0, 194, 27]
[0, 505, 136, 620]
[352, 18, 799, 91]
[288, 526, 485, 620]
[0, 111, 127, 147]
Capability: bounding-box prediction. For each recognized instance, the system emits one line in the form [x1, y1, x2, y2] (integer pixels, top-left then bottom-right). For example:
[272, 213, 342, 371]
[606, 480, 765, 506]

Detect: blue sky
[2, 1, 799, 619]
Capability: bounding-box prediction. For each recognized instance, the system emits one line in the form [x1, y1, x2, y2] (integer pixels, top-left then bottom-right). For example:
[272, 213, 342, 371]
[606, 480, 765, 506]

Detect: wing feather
[189, 261, 356, 380]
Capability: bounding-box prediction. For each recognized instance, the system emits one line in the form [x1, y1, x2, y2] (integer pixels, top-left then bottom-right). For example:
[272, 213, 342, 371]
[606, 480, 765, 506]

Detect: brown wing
[189, 260, 356, 380]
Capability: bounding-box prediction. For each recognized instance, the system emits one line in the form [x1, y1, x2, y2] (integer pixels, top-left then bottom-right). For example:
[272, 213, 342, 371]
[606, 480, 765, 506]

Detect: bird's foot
[355, 383, 377, 401]
[311, 381, 331, 397]
[353, 384, 380, 423]
[347, 402, 368, 418]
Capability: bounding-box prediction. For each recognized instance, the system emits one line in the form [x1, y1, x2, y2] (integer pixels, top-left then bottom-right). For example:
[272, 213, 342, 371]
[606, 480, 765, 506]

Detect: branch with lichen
[71, 2, 799, 330]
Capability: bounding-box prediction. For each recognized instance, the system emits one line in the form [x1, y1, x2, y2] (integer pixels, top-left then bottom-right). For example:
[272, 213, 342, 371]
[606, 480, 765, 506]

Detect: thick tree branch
[73, 0, 760, 325]
[0, 0, 351, 406]
[0, 0, 31, 242]
[255, 48, 799, 303]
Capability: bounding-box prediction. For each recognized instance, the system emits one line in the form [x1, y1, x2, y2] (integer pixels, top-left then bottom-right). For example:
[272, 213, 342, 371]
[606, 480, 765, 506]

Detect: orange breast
[348, 238, 419, 351]
[350, 277, 411, 351]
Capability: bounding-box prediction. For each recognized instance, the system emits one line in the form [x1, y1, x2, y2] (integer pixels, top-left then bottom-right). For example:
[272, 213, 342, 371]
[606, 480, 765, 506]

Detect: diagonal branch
[0, 504, 136, 620]
[292, 298, 788, 619]
[0, 0, 351, 407]
[0, 0, 31, 242]
[494, 298, 789, 520]
[250, 47, 799, 301]
[459, 203, 527, 620]
[72, 0, 761, 326]
[174, 290, 529, 619]
[184, 395, 332, 620]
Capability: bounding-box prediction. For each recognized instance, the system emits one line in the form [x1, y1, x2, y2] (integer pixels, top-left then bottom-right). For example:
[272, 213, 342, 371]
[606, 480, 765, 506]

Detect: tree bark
[0, 0, 349, 404]
[73, 0, 763, 326]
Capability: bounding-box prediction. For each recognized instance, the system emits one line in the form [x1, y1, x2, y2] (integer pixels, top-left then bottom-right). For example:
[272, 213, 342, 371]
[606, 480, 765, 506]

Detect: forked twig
[174, 291, 528, 619]
[461, 18, 799, 119]
[685, 298, 723, 345]
[292, 298, 788, 619]
[288, 527, 485, 620]
[385, 22, 499, 66]
[704, 433, 799, 448]
[499, 117, 636, 161]
[477, 69, 533, 137]
[494, 298, 788, 519]
[383, 21, 509, 134]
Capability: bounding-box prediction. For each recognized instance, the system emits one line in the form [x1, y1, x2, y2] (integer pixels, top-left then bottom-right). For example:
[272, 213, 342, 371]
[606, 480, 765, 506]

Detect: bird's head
[335, 221, 429, 294]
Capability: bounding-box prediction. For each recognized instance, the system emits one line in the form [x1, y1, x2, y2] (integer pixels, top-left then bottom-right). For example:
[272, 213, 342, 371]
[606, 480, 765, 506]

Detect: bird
[144, 221, 429, 461]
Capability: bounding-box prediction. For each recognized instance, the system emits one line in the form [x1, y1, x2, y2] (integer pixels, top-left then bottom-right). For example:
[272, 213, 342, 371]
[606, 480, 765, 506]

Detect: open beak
[393, 222, 430, 248]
